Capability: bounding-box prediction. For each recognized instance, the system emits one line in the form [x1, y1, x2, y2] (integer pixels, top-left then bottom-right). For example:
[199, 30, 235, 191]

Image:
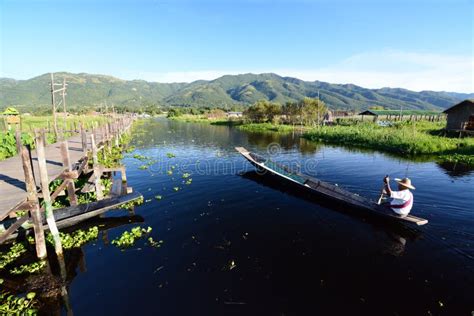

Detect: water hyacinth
[46, 227, 99, 249]
[10, 261, 47, 275]
[0, 243, 27, 270]
[111, 226, 153, 248]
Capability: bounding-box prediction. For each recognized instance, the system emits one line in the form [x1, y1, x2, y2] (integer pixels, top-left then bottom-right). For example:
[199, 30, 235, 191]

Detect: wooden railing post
[15, 129, 22, 154]
[20, 146, 47, 259]
[36, 133, 63, 257]
[80, 123, 88, 155]
[90, 132, 103, 200]
[60, 141, 78, 206]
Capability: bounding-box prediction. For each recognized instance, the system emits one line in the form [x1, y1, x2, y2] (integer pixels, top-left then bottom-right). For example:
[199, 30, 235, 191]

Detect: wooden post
[81, 124, 88, 155]
[36, 133, 63, 257]
[60, 141, 78, 206]
[41, 128, 47, 146]
[90, 132, 103, 200]
[15, 129, 22, 154]
[20, 146, 47, 259]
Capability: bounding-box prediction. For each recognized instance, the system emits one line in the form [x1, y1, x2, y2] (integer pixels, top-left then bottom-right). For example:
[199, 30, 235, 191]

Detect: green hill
[0, 72, 471, 112]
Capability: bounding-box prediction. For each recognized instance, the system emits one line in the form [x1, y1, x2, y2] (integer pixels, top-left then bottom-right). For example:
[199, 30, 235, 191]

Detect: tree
[243, 100, 281, 123]
[299, 97, 327, 126]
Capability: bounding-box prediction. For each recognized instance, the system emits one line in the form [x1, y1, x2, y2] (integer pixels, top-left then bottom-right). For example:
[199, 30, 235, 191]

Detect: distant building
[443, 100, 474, 131]
[226, 111, 243, 118]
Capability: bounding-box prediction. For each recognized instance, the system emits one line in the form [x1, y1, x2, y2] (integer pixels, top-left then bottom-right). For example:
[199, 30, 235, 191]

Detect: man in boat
[382, 176, 415, 217]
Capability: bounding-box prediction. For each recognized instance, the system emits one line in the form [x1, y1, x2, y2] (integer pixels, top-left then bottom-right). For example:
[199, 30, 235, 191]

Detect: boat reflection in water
[240, 171, 422, 257]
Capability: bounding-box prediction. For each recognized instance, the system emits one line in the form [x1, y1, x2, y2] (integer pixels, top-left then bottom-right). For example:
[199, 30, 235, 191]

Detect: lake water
[35, 118, 474, 314]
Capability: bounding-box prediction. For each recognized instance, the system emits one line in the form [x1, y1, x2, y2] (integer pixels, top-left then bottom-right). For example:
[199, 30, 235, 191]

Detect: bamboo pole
[35, 133, 63, 257]
[20, 146, 47, 259]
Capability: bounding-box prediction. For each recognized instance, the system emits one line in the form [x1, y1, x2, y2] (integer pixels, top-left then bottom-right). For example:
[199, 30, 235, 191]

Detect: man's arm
[384, 175, 392, 196]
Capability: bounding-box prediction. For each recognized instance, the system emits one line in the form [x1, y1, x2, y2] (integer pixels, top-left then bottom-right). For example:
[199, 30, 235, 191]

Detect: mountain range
[1, 72, 472, 112]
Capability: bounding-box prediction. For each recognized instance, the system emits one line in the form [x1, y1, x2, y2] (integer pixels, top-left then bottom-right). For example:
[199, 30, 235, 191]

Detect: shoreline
[169, 115, 474, 167]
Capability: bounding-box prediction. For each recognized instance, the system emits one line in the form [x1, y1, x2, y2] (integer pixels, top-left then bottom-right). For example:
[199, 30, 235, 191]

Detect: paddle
[377, 175, 388, 205]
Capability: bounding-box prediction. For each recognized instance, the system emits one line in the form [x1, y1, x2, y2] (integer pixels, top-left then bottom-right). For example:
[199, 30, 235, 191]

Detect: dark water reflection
[14, 118, 473, 315]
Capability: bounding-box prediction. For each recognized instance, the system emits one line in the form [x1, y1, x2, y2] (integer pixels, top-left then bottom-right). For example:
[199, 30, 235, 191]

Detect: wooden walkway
[0, 131, 104, 220]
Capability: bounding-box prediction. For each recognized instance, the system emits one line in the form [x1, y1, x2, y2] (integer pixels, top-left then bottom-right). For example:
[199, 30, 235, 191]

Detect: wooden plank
[0, 216, 29, 244]
[110, 178, 123, 197]
[51, 192, 142, 228]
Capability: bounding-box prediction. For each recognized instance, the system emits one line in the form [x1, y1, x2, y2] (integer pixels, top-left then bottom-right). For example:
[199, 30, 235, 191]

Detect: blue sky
[1, 0, 473, 92]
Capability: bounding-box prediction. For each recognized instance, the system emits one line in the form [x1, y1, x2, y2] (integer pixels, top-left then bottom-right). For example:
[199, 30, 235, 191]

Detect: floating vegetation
[155, 195, 162, 200]
[185, 178, 193, 185]
[166, 153, 176, 158]
[182, 173, 191, 179]
[10, 261, 46, 275]
[125, 146, 136, 153]
[119, 196, 144, 209]
[0, 279, 38, 315]
[111, 226, 152, 248]
[0, 243, 27, 270]
[26, 236, 35, 245]
[167, 170, 173, 176]
[148, 237, 164, 248]
[46, 227, 99, 249]
[138, 165, 149, 170]
[132, 154, 149, 161]
[173, 187, 180, 192]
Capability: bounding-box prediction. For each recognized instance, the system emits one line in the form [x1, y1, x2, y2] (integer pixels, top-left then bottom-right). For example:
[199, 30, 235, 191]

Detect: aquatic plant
[111, 226, 152, 248]
[166, 152, 176, 158]
[182, 173, 191, 179]
[46, 227, 99, 249]
[148, 237, 164, 248]
[167, 170, 173, 176]
[155, 195, 162, 200]
[0, 279, 38, 315]
[185, 179, 192, 185]
[173, 187, 180, 192]
[138, 165, 149, 170]
[303, 121, 474, 166]
[132, 153, 149, 161]
[10, 261, 46, 275]
[0, 243, 27, 270]
[118, 196, 144, 209]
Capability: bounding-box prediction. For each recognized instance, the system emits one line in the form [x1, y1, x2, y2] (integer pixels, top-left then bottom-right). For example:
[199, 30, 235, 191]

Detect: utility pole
[62, 77, 67, 131]
[50, 73, 67, 140]
[50, 73, 59, 138]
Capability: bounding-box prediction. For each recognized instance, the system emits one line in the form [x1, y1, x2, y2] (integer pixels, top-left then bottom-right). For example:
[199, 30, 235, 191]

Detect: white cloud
[127, 50, 473, 93]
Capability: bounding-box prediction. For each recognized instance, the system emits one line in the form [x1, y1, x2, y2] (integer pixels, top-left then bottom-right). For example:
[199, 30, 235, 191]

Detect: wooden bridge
[0, 116, 142, 259]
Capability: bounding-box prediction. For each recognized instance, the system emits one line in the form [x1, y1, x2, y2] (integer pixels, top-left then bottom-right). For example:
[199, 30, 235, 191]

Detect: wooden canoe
[236, 147, 428, 226]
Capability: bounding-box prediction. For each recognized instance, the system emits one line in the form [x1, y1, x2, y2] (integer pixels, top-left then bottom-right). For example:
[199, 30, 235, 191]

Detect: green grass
[303, 121, 474, 166]
[237, 123, 300, 133]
